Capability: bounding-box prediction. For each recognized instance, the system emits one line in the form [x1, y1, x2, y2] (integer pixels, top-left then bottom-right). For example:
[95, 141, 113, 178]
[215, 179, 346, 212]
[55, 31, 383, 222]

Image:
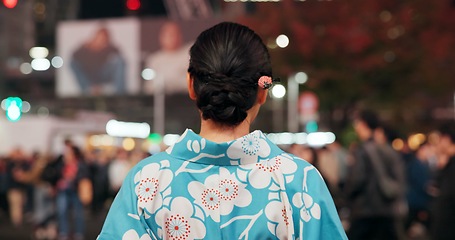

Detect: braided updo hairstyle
[188, 22, 272, 126]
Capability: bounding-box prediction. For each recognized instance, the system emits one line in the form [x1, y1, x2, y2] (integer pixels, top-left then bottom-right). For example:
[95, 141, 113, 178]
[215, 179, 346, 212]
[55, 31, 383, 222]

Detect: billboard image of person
[57, 18, 140, 97]
[143, 21, 193, 95]
[70, 27, 126, 95]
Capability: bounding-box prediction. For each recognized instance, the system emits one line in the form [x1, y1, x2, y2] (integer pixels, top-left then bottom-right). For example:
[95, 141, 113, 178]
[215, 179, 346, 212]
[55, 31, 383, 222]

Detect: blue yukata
[99, 129, 347, 240]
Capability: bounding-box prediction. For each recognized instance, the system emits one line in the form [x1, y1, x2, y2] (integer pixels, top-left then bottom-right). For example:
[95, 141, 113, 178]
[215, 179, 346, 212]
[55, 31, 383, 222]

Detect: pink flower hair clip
[258, 76, 273, 89]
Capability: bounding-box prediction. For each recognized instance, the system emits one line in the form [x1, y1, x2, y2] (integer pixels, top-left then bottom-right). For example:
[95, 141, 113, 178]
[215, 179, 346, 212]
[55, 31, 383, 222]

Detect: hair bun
[199, 90, 248, 126]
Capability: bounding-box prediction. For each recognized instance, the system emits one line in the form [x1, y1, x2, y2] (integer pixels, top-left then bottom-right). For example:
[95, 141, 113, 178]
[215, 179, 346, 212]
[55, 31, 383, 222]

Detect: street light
[276, 34, 289, 48]
[271, 84, 286, 132]
[287, 72, 307, 132]
[271, 84, 286, 99]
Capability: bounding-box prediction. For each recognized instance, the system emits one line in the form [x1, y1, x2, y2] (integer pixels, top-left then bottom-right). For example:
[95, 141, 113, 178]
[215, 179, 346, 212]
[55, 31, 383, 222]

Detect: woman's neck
[199, 119, 251, 143]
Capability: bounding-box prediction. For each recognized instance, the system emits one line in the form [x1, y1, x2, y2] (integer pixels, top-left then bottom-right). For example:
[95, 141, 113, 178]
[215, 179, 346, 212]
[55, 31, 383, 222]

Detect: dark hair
[188, 22, 272, 126]
[356, 109, 379, 130]
[71, 146, 84, 162]
[439, 121, 455, 143]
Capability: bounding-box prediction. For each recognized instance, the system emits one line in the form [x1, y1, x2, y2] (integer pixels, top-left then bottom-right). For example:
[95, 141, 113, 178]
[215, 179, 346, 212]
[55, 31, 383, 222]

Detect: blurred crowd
[0, 140, 150, 240]
[0, 110, 454, 240]
[287, 110, 454, 240]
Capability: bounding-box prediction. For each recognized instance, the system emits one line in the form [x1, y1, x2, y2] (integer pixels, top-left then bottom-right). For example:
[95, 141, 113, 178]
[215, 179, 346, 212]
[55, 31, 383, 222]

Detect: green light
[148, 133, 162, 144]
[305, 120, 318, 133]
[5, 97, 22, 122]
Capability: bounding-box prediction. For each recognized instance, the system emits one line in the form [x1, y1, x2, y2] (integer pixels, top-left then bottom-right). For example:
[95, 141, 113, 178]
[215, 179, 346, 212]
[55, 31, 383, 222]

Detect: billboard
[56, 17, 220, 97]
[140, 18, 220, 95]
[56, 18, 140, 97]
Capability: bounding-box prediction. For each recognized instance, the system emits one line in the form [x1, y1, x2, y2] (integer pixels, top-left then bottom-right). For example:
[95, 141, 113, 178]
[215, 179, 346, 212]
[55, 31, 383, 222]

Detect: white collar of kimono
[166, 129, 280, 166]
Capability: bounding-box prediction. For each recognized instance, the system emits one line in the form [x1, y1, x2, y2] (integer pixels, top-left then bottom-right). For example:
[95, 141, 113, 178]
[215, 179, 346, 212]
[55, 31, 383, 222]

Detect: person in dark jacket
[346, 110, 404, 240]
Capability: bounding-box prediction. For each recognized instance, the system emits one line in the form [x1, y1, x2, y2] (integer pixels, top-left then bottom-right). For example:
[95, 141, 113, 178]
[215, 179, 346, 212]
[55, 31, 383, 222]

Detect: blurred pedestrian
[326, 140, 349, 191]
[6, 147, 30, 227]
[346, 110, 404, 240]
[13, 152, 57, 240]
[99, 22, 347, 239]
[288, 143, 304, 158]
[317, 146, 340, 194]
[108, 148, 131, 196]
[55, 145, 91, 240]
[430, 122, 455, 240]
[374, 123, 407, 239]
[301, 145, 343, 206]
[404, 141, 432, 238]
[300, 145, 319, 166]
[89, 150, 110, 215]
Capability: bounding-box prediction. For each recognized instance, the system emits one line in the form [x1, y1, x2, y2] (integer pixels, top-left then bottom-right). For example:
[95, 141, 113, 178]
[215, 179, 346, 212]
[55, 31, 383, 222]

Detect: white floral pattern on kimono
[188, 167, 252, 222]
[155, 197, 206, 239]
[122, 229, 151, 240]
[134, 162, 173, 217]
[99, 129, 347, 240]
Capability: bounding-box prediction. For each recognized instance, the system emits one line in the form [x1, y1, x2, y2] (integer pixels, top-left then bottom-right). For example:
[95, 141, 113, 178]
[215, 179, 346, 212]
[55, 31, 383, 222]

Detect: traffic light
[4, 97, 22, 122]
[148, 133, 162, 144]
[2, 0, 18, 9]
[126, 0, 140, 11]
[305, 120, 319, 133]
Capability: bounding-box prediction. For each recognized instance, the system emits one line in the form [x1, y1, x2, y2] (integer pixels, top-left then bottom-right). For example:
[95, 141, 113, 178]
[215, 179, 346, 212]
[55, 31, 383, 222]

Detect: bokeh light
[392, 138, 404, 151]
[20, 62, 32, 74]
[3, 0, 17, 9]
[276, 34, 289, 48]
[31, 58, 50, 71]
[295, 72, 308, 84]
[37, 106, 49, 118]
[271, 84, 286, 98]
[122, 138, 136, 151]
[29, 47, 49, 59]
[408, 133, 426, 150]
[142, 68, 156, 80]
[51, 56, 64, 68]
[21, 101, 31, 113]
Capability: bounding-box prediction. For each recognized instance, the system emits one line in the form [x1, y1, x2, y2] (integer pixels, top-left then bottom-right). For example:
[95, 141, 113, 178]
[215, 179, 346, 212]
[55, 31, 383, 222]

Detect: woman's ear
[257, 88, 268, 105]
[187, 73, 197, 100]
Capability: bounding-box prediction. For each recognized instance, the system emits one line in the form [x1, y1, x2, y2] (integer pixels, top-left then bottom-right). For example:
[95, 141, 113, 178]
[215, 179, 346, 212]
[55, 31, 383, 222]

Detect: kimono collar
[166, 129, 281, 166]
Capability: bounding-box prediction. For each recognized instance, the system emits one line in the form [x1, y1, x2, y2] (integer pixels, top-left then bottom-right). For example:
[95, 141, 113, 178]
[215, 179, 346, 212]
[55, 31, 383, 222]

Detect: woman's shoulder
[128, 151, 171, 172]
[279, 152, 324, 186]
[277, 150, 314, 168]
